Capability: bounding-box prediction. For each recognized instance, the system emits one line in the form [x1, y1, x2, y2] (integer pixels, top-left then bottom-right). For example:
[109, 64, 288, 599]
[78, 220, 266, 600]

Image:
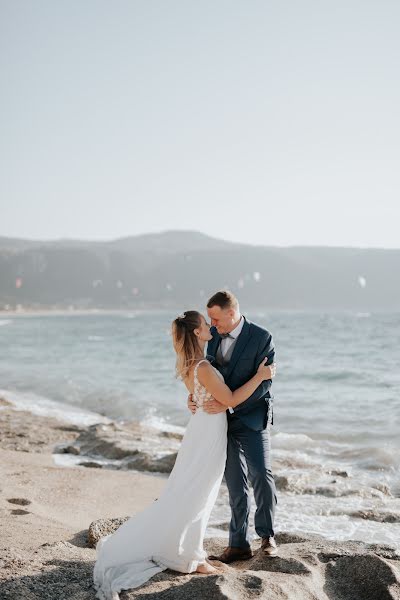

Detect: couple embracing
[94, 290, 278, 600]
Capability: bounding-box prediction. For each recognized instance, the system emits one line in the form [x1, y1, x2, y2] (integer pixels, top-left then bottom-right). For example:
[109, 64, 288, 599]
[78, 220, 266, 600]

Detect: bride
[93, 310, 276, 600]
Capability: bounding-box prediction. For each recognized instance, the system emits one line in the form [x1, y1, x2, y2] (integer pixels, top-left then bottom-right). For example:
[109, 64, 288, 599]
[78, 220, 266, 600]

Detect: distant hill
[0, 231, 398, 310]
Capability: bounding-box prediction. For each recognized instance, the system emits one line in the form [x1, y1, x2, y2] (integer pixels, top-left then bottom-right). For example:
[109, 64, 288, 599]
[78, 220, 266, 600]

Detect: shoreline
[1, 398, 399, 598]
[2, 390, 400, 546]
[0, 396, 167, 553]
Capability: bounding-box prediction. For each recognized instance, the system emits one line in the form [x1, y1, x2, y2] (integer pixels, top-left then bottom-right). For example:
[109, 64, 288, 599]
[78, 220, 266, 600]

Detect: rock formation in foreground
[87, 519, 400, 600]
[1, 522, 399, 599]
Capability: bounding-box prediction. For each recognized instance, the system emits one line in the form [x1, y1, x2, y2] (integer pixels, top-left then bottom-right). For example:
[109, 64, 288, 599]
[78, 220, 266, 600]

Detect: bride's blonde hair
[171, 310, 202, 380]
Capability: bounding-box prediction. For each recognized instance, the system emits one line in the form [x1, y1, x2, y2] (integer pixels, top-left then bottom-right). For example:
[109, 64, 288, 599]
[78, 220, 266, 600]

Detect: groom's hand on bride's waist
[187, 394, 226, 415]
[202, 399, 227, 414]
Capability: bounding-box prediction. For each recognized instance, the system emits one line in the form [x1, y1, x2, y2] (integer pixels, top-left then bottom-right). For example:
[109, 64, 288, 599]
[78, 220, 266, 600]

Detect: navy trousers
[224, 415, 277, 548]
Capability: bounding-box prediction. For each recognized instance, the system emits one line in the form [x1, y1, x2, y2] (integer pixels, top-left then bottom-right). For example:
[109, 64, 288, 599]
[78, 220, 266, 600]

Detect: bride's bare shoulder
[197, 360, 213, 371]
[196, 360, 217, 381]
[182, 361, 209, 391]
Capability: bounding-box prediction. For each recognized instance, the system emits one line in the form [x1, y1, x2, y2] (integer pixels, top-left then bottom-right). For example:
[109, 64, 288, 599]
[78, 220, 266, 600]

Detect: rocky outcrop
[0, 402, 84, 453]
[125, 536, 400, 599]
[349, 510, 400, 523]
[85, 520, 400, 600]
[88, 516, 130, 548]
[55, 421, 180, 472]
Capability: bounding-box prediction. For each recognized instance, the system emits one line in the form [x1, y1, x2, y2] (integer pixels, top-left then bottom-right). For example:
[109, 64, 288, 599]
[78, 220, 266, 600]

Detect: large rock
[88, 516, 130, 548]
[350, 509, 400, 523]
[121, 536, 400, 599]
[55, 421, 180, 472]
[86, 522, 400, 600]
[1, 529, 399, 600]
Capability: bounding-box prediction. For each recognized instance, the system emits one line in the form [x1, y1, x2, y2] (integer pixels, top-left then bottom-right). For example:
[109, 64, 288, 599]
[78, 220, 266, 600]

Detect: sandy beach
[0, 400, 166, 598]
[0, 447, 165, 552]
[1, 399, 400, 599]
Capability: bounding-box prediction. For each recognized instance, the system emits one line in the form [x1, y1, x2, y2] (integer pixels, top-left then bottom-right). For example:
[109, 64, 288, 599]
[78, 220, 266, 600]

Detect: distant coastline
[1, 231, 400, 311]
[0, 308, 169, 317]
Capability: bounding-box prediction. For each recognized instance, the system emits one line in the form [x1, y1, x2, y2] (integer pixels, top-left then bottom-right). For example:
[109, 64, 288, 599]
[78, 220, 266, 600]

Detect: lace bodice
[193, 359, 223, 408]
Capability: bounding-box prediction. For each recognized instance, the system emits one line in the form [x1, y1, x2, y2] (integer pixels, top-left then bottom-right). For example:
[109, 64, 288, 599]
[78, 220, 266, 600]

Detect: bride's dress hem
[93, 538, 209, 600]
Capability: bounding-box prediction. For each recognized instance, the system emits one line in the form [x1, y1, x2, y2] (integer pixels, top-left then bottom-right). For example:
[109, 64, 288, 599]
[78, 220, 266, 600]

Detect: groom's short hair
[207, 290, 239, 310]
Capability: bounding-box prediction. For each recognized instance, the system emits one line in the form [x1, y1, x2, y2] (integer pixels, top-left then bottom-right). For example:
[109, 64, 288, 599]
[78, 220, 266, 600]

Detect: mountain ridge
[0, 231, 398, 310]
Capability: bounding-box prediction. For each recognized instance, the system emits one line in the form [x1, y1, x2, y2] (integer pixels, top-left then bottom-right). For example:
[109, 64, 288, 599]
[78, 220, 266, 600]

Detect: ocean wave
[141, 414, 185, 436]
[210, 482, 400, 550]
[0, 389, 110, 427]
[273, 432, 318, 449]
[0, 319, 12, 326]
[306, 370, 363, 382]
[337, 446, 400, 471]
[273, 454, 323, 471]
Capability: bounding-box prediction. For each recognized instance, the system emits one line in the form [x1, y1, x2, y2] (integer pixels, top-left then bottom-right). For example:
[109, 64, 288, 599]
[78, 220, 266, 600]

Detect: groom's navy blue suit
[206, 315, 277, 548]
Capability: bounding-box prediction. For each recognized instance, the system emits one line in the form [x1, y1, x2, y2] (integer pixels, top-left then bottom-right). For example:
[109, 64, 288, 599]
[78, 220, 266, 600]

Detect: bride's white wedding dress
[93, 359, 227, 600]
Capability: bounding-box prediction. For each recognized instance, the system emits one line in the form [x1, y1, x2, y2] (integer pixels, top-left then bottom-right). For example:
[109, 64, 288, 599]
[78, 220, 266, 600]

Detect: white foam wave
[208, 482, 400, 549]
[142, 413, 185, 435]
[0, 319, 12, 326]
[273, 431, 317, 449]
[0, 389, 111, 427]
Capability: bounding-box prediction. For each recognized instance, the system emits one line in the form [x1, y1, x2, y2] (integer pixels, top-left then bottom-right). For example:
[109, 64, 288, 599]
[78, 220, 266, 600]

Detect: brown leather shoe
[208, 546, 253, 564]
[261, 536, 278, 556]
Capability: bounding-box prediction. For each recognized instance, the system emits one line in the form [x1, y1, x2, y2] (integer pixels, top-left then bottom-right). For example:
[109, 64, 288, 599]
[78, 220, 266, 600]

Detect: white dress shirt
[221, 315, 245, 357]
[223, 316, 244, 414]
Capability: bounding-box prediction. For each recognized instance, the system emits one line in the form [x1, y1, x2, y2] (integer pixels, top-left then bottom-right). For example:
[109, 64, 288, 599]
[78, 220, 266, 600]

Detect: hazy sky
[1, 1, 399, 247]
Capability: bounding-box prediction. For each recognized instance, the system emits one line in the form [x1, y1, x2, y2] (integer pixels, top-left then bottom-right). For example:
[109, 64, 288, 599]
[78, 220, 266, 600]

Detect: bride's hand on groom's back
[187, 393, 197, 414]
[257, 359, 277, 380]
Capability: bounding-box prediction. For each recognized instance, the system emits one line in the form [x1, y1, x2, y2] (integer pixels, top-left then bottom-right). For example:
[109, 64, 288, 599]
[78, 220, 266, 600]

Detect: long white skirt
[93, 408, 227, 600]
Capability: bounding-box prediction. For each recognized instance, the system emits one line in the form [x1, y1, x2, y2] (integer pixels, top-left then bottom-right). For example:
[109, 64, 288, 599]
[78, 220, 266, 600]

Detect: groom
[188, 290, 277, 562]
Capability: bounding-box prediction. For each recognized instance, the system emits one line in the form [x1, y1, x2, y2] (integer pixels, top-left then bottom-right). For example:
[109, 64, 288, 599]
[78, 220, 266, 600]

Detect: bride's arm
[196, 361, 274, 409]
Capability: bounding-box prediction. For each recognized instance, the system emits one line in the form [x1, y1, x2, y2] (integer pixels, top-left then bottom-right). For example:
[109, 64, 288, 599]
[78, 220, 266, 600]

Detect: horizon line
[0, 229, 399, 251]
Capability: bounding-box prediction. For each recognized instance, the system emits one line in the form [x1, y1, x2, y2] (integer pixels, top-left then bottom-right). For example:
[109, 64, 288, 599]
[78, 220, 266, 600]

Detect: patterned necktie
[220, 333, 233, 339]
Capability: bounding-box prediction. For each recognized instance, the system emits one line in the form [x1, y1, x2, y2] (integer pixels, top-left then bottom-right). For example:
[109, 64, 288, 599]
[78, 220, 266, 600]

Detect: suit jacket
[206, 316, 275, 432]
